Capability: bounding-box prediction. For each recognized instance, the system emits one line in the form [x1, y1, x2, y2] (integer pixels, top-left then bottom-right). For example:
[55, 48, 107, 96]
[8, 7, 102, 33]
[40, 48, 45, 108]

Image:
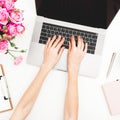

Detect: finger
[77, 36, 83, 49]
[48, 35, 56, 47]
[82, 43, 88, 59]
[71, 35, 76, 48]
[68, 41, 71, 51]
[52, 35, 61, 47]
[45, 37, 51, 48]
[58, 46, 65, 59]
[56, 37, 65, 49]
[81, 40, 84, 50]
[83, 43, 88, 53]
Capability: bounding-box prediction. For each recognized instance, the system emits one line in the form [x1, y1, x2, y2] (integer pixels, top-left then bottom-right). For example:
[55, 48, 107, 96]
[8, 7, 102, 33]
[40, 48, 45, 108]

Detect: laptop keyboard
[39, 23, 98, 54]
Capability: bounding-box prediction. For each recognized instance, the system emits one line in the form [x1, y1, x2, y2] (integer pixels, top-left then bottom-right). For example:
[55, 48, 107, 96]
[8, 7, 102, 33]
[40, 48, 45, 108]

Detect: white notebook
[0, 64, 13, 113]
[102, 80, 120, 115]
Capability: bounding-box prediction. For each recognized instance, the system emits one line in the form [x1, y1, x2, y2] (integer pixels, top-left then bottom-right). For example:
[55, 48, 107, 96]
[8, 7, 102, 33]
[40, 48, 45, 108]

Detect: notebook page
[0, 66, 11, 112]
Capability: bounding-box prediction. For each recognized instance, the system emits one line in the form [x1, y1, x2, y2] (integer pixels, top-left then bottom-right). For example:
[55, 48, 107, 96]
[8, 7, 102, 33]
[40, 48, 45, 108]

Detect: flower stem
[8, 49, 21, 52]
[8, 49, 26, 53]
[7, 50, 16, 59]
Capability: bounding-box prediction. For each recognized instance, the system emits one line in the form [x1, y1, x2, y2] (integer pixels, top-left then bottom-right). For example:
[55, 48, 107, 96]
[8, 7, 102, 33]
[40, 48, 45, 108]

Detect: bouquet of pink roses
[0, 0, 26, 65]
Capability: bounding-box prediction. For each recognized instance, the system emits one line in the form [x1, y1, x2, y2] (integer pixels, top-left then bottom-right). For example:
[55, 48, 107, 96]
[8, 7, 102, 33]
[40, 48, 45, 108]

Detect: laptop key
[87, 50, 91, 53]
[42, 29, 46, 33]
[42, 40, 46, 44]
[90, 50, 95, 54]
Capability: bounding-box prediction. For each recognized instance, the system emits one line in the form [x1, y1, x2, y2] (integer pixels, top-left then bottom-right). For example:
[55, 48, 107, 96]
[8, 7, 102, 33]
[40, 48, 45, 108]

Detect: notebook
[0, 64, 13, 113]
[102, 80, 120, 115]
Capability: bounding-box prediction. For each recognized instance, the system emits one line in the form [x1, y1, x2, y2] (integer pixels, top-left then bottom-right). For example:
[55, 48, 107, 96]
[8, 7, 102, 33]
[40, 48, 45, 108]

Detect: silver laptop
[27, 0, 117, 78]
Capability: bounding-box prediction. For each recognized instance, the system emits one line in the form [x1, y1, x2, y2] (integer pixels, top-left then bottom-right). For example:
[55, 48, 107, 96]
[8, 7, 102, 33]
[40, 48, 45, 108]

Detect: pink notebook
[102, 80, 120, 115]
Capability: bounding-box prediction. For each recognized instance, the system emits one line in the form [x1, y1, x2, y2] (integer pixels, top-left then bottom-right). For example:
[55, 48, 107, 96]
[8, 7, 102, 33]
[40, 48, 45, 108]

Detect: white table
[0, 0, 120, 120]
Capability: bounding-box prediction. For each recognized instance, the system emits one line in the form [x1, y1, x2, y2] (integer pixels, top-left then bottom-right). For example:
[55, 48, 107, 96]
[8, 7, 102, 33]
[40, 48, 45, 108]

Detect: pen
[0, 75, 8, 100]
[3, 76, 10, 100]
[106, 52, 116, 78]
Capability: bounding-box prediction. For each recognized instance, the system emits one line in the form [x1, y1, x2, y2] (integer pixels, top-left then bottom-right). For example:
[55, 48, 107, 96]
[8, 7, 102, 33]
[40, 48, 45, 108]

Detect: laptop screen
[35, 0, 120, 29]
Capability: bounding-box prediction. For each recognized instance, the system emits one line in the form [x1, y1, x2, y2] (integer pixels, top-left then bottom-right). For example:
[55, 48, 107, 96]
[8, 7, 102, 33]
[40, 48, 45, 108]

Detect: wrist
[68, 73, 78, 82]
[68, 64, 79, 73]
[40, 64, 51, 75]
[68, 63, 79, 80]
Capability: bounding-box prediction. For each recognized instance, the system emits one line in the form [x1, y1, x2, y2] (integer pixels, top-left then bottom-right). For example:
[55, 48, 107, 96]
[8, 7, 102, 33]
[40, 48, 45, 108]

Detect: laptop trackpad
[27, 43, 44, 66]
[79, 54, 102, 77]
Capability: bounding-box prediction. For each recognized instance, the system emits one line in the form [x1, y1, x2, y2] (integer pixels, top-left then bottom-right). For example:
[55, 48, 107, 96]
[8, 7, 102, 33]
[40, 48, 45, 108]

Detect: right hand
[42, 35, 65, 72]
[67, 35, 88, 72]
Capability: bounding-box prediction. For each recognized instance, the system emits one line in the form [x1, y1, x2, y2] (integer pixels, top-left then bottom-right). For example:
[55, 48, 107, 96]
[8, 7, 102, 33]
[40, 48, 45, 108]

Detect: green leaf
[10, 42, 16, 47]
[5, 50, 8, 54]
[8, 18, 11, 22]
[12, 36, 15, 39]
[14, 47, 18, 49]
[0, 35, 2, 39]
[20, 50, 26, 53]
[2, 26, 7, 30]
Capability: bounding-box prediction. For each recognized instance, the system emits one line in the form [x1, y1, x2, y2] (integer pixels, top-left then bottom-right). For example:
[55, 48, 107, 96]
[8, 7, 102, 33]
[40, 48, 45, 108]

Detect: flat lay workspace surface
[0, 0, 120, 120]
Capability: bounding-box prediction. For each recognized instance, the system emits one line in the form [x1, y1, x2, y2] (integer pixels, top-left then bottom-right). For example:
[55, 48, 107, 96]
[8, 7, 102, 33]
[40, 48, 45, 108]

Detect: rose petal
[0, 39, 8, 53]
[14, 55, 23, 65]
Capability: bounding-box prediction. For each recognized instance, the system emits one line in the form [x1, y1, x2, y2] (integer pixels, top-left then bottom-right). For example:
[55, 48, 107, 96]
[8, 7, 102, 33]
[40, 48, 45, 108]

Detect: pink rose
[9, 10, 23, 24]
[4, 0, 15, 11]
[0, 39, 8, 53]
[16, 24, 25, 34]
[14, 55, 23, 65]
[7, 23, 17, 36]
[0, 8, 9, 25]
[0, 0, 5, 7]
[12, 0, 17, 2]
[0, 24, 2, 30]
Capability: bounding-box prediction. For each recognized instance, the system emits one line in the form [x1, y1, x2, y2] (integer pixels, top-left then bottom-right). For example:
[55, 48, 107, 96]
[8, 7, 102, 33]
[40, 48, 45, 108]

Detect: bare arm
[10, 35, 65, 120]
[64, 36, 87, 120]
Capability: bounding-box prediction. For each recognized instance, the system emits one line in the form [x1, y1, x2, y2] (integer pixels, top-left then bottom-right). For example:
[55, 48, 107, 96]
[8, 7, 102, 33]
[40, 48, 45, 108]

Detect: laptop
[27, 0, 118, 78]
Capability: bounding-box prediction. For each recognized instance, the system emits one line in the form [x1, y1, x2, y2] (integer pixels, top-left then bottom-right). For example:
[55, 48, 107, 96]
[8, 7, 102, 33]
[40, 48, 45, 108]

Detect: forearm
[10, 65, 49, 120]
[10, 35, 65, 120]
[64, 35, 86, 120]
[64, 69, 79, 120]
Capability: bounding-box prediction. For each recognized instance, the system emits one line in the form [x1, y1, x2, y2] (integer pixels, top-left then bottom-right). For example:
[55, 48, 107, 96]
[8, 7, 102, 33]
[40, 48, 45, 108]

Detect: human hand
[42, 35, 65, 72]
[68, 35, 87, 73]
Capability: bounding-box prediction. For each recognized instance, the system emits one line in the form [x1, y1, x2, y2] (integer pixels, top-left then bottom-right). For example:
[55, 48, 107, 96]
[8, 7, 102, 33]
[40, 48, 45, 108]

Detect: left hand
[42, 35, 65, 72]
[67, 35, 87, 73]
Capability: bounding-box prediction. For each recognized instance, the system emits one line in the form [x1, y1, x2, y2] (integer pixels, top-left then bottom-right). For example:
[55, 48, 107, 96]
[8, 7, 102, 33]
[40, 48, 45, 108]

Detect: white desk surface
[0, 0, 120, 120]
